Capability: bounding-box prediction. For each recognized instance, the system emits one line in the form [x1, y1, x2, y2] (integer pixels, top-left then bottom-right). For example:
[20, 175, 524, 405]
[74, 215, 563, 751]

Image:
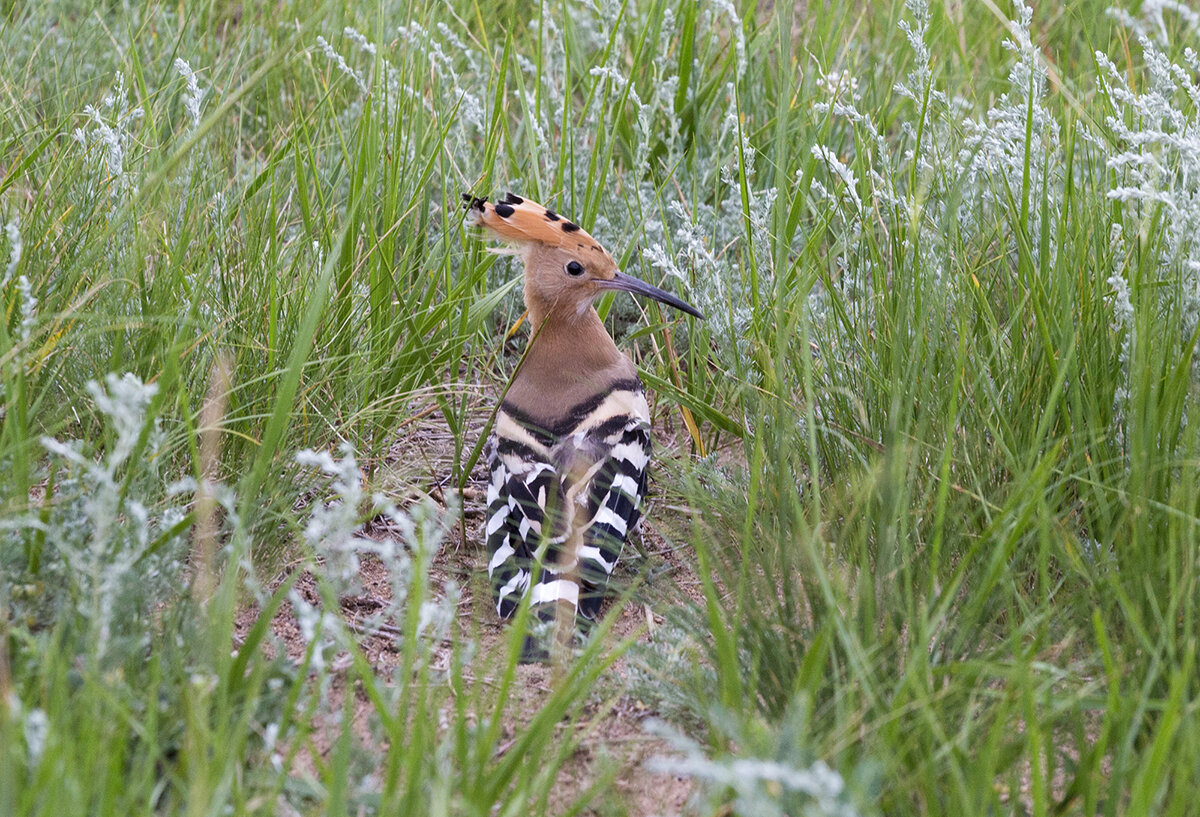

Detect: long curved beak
[600, 271, 705, 319]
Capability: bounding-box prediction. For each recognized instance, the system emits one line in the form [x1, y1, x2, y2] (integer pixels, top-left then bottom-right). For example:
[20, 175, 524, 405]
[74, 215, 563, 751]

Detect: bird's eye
[565, 260, 585, 277]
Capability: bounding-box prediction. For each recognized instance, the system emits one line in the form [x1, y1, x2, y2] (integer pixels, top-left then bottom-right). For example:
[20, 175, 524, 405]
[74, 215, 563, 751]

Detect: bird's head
[463, 192, 703, 326]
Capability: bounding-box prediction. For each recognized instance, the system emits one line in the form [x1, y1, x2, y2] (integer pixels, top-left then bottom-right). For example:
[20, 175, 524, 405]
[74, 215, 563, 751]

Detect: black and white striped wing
[485, 441, 550, 618]
[484, 405, 575, 619]
[575, 415, 651, 619]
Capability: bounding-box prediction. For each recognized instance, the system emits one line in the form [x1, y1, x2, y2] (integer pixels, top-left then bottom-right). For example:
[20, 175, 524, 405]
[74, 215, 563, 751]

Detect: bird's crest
[462, 192, 615, 265]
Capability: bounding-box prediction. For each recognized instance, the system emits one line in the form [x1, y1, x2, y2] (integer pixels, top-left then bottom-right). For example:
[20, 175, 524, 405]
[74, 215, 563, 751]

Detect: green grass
[3, 0, 1200, 814]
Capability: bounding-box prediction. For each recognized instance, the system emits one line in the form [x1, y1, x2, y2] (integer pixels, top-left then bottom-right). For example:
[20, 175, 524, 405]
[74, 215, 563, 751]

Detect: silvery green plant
[625, 615, 714, 731]
[0, 219, 33, 360]
[174, 57, 207, 131]
[959, 3, 1060, 252]
[1107, 222, 1135, 435]
[1097, 26, 1200, 343]
[8, 373, 187, 662]
[1106, 0, 1198, 45]
[705, 0, 746, 80]
[15, 276, 36, 344]
[798, 0, 1061, 401]
[1, 691, 50, 779]
[294, 444, 463, 661]
[171, 58, 211, 197]
[316, 33, 369, 95]
[295, 443, 369, 596]
[645, 715, 868, 817]
[72, 71, 144, 209]
[634, 101, 781, 380]
[3, 219, 21, 289]
[393, 21, 485, 137]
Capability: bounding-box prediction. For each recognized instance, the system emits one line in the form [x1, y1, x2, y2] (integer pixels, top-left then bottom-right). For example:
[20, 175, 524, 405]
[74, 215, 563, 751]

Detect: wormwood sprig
[1106, 0, 1199, 44]
[174, 58, 208, 131]
[5, 373, 186, 660]
[72, 71, 144, 209]
[1107, 223, 1135, 431]
[293, 443, 462, 652]
[645, 715, 869, 817]
[0, 220, 35, 353]
[1097, 28, 1200, 338]
[2, 220, 21, 289]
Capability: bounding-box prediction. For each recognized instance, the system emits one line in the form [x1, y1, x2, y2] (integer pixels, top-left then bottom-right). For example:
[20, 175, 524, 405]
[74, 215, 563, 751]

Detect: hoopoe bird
[463, 192, 702, 648]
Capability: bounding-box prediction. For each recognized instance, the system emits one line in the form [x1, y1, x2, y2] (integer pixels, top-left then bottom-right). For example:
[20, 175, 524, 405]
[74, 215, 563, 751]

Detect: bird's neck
[503, 306, 637, 428]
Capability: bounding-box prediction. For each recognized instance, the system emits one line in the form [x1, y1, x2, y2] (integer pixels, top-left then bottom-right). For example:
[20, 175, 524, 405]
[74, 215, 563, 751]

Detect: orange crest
[462, 192, 616, 265]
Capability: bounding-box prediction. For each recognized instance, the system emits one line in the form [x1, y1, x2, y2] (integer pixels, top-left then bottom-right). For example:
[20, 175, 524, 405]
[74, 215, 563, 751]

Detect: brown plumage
[463, 191, 701, 658]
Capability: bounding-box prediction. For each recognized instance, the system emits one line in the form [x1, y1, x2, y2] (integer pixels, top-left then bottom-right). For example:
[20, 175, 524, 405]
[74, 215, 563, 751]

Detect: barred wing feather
[576, 416, 650, 619]
[485, 438, 564, 618]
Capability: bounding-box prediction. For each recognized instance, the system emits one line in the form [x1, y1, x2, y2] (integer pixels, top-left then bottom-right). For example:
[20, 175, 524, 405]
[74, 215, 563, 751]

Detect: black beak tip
[660, 291, 705, 321]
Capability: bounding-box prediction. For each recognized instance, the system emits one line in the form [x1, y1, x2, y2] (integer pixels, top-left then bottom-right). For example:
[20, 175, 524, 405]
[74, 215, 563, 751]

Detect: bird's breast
[501, 377, 647, 441]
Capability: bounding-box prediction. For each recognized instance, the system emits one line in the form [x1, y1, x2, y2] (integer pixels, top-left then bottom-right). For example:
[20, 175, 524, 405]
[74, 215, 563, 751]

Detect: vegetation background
[3, 0, 1200, 813]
